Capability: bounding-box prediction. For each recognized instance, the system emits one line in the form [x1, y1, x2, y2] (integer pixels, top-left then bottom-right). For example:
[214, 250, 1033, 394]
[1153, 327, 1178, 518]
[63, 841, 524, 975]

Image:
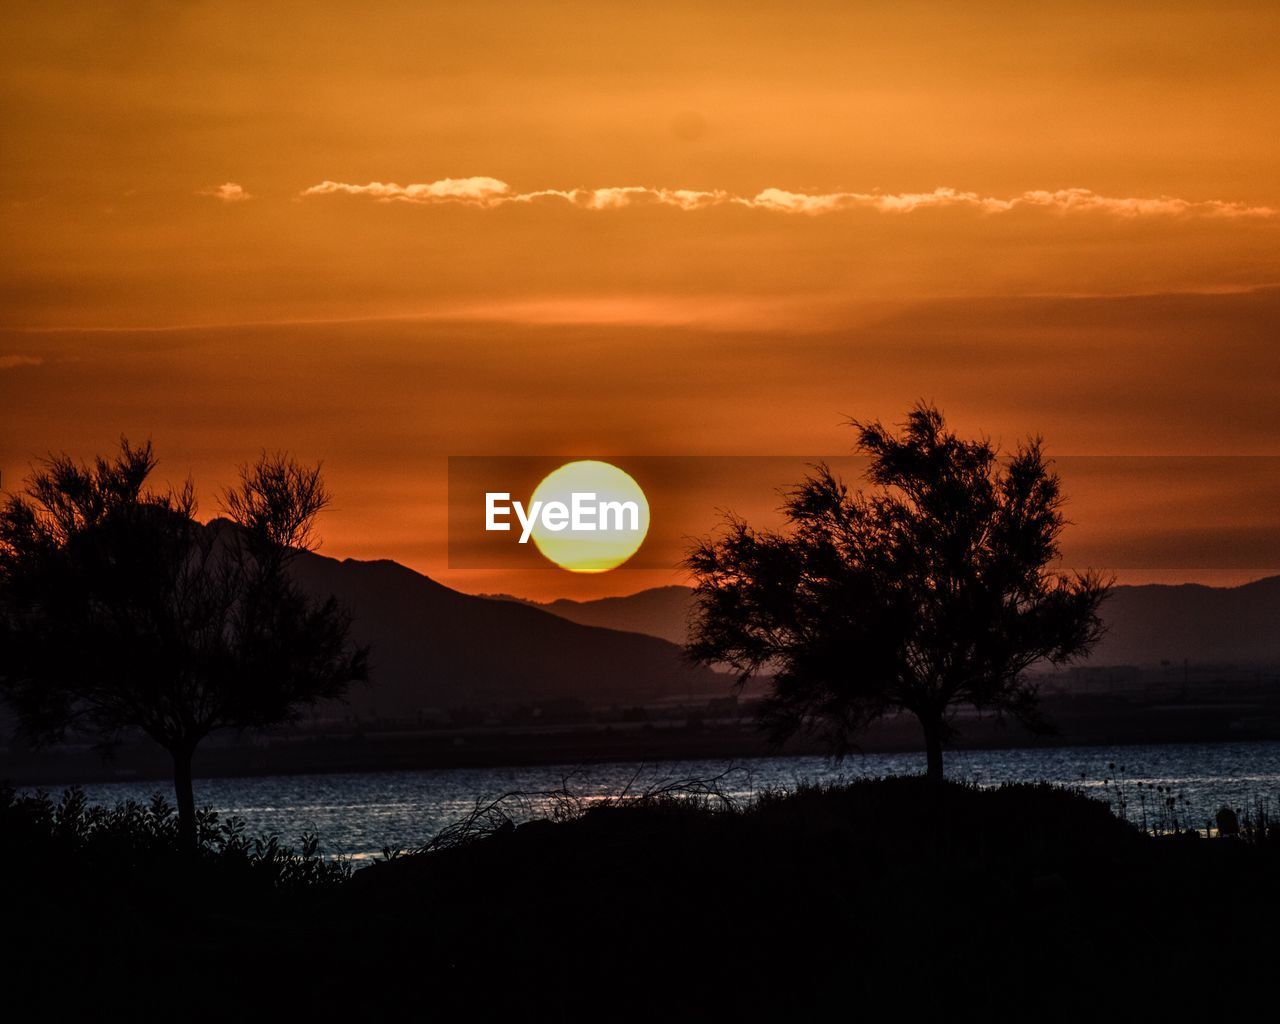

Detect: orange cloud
[301, 177, 511, 203]
[299, 179, 1276, 219]
[197, 182, 251, 203]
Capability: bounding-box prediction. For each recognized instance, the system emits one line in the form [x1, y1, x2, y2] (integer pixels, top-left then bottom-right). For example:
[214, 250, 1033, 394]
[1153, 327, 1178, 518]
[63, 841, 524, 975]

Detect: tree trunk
[920, 715, 944, 783]
[171, 745, 197, 849]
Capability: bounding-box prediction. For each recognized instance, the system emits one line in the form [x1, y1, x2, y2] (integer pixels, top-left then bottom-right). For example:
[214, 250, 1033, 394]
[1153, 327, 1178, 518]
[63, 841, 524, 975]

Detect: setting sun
[528, 460, 650, 573]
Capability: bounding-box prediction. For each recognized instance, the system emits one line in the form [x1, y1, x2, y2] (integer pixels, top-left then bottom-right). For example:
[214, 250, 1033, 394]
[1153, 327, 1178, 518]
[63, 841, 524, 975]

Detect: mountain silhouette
[484, 586, 696, 645]
[290, 553, 720, 719]
[494, 577, 1280, 668]
[1098, 575, 1280, 666]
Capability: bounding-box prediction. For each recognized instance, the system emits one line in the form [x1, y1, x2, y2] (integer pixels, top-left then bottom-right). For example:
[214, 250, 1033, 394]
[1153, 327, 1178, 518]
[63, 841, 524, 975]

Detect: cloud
[297, 180, 732, 212]
[198, 182, 252, 203]
[0, 354, 43, 370]
[748, 187, 854, 214]
[300, 178, 1276, 219]
[301, 177, 510, 203]
[1013, 188, 1272, 218]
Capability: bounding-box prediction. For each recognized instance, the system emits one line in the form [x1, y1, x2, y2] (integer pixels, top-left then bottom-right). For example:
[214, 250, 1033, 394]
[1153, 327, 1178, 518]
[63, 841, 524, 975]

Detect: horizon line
[4, 282, 1279, 336]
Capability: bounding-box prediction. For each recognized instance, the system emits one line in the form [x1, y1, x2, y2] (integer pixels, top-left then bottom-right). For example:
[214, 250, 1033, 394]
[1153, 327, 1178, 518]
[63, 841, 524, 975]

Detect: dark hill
[10, 778, 1273, 1019]
[290, 552, 721, 718]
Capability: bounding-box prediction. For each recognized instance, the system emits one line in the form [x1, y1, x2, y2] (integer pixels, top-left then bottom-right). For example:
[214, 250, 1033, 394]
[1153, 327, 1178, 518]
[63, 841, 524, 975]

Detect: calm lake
[34, 740, 1280, 861]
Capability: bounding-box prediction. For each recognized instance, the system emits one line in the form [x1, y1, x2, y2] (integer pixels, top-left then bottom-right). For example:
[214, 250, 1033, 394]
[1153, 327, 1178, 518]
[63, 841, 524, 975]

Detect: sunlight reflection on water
[41, 740, 1280, 861]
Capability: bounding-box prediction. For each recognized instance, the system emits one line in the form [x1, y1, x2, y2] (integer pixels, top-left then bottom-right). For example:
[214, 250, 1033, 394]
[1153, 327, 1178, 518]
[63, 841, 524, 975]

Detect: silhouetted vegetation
[324, 775, 1280, 1018]
[4, 773, 1277, 1018]
[687, 404, 1111, 779]
[0, 440, 368, 844]
[0, 783, 350, 891]
[2, 782, 351, 1019]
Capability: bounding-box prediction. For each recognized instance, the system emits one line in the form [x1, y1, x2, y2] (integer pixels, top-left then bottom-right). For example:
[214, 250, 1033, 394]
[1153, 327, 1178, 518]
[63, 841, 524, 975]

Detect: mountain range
[493, 577, 1280, 669]
[291, 550, 1279, 724]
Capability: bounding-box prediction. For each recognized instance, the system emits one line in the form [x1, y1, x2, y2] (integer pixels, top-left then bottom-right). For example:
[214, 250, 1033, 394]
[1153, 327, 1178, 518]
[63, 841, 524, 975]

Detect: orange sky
[3, 1, 1279, 599]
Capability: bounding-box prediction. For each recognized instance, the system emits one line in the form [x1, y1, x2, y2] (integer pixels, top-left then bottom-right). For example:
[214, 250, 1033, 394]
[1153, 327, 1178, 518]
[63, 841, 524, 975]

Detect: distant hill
[1095, 576, 1280, 667]
[485, 586, 696, 645]
[290, 554, 721, 720]
[490, 577, 1280, 668]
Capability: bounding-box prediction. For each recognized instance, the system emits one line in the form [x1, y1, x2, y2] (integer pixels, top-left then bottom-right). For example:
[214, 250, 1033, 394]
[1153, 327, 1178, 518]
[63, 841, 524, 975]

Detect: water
[28, 740, 1280, 862]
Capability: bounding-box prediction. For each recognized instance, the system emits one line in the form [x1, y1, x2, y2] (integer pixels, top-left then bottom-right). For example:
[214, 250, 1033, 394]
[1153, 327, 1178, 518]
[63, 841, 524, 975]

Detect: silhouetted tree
[0, 440, 368, 845]
[686, 404, 1110, 781]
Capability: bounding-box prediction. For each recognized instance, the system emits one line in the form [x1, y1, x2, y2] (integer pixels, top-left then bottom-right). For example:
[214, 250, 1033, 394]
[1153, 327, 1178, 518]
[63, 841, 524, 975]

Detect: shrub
[0, 784, 351, 895]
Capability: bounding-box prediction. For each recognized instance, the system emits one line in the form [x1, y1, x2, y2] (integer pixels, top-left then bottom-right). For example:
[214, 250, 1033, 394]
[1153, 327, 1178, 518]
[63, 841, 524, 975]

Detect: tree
[685, 404, 1110, 781]
[0, 440, 368, 845]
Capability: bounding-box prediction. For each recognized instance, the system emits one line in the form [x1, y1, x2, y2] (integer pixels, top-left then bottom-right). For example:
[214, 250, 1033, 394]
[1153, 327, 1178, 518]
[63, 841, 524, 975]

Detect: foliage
[0, 783, 350, 892]
[408, 765, 750, 856]
[686, 403, 1111, 777]
[0, 439, 369, 842]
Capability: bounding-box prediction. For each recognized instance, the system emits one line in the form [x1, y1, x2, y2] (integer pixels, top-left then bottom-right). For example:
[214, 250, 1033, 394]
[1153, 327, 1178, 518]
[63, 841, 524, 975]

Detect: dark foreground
[3, 778, 1277, 1020]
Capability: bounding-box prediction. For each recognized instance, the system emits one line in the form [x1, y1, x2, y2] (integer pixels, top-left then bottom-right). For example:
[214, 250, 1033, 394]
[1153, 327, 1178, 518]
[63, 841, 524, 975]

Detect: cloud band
[299, 179, 1274, 219]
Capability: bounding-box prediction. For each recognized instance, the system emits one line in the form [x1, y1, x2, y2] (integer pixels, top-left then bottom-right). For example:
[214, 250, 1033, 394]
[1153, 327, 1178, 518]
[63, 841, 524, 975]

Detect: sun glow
[528, 461, 650, 573]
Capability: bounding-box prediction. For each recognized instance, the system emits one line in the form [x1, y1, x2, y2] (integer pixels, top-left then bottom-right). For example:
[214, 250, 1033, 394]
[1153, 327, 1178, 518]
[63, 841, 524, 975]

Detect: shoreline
[7, 692, 1279, 788]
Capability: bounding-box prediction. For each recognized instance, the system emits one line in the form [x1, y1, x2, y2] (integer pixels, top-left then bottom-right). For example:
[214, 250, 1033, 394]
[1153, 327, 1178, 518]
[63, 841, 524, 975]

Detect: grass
[3, 774, 1277, 1019]
[0, 783, 351, 894]
[1085, 760, 1280, 842]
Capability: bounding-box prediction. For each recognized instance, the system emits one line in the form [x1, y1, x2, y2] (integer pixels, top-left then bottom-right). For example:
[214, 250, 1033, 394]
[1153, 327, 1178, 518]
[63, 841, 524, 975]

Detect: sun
[529, 460, 650, 573]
